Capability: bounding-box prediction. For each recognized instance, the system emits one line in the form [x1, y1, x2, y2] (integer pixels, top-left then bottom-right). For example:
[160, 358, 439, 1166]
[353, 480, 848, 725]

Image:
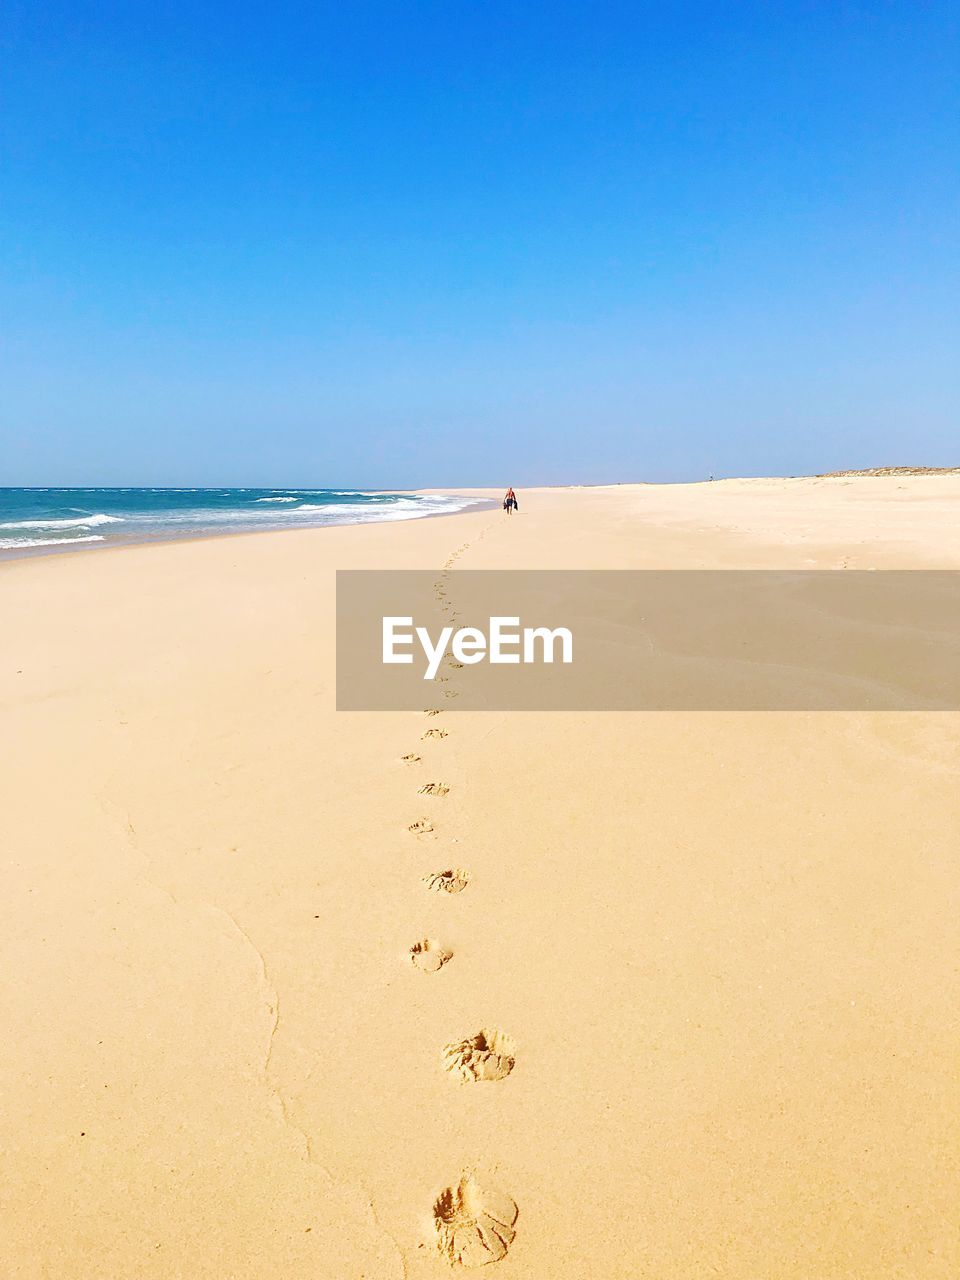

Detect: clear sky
[1, 2, 957, 486]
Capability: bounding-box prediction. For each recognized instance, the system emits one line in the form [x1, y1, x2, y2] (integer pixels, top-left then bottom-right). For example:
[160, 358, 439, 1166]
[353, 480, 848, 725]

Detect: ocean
[0, 488, 484, 557]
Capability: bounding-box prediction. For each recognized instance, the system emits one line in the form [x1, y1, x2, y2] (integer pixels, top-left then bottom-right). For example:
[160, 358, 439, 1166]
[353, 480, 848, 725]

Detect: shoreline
[0, 492, 499, 565]
[4, 468, 958, 566]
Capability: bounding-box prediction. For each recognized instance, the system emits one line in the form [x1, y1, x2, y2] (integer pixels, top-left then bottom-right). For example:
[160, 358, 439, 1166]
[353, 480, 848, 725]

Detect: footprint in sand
[408, 818, 435, 835]
[433, 1174, 519, 1268]
[422, 728, 449, 739]
[423, 868, 469, 894]
[400, 753, 422, 764]
[424, 708, 443, 717]
[418, 782, 450, 796]
[442, 1029, 515, 1083]
[409, 938, 453, 973]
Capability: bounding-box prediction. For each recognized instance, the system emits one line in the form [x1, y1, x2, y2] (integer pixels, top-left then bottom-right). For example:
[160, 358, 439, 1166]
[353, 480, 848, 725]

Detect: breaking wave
[0, 513, 123, 531]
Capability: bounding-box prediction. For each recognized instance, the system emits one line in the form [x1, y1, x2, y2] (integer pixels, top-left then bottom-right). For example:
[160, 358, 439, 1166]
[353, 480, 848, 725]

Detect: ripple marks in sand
[442, 1029, 515, 1083]
[433, 1174, 519, 1267]
[423, 868, 469, 894]
[409, 938, 453, 973]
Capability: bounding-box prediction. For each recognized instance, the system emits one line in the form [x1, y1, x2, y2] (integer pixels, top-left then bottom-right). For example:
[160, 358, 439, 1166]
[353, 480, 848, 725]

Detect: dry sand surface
[1, 477, 958, 1278]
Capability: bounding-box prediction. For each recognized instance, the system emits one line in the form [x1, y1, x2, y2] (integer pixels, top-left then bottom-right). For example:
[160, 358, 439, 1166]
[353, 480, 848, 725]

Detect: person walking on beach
[503, 487, 518, 514]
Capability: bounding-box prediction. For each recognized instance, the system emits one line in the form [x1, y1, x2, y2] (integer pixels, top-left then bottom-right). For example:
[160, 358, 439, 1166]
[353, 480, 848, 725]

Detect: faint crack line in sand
[99, 797, 323, 1170]
[205, 905, 327, 1171]
[202, 911, 408, 1277]
[355, 1181, 410, 1280]
[209, 906, 280, 1078]
[96, 800, 408, 1277]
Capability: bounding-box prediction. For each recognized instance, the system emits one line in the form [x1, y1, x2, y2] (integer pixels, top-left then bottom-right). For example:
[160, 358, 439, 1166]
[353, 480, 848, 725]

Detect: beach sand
[1, 477, 958, 1278]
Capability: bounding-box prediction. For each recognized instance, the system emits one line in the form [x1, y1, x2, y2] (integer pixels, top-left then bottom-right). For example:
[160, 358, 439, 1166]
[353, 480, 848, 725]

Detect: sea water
[0, 488, 483, 556]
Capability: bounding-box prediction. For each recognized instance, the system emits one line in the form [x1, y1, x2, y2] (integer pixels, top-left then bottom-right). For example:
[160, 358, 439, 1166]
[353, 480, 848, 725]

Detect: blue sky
[1, 2, 957, 486]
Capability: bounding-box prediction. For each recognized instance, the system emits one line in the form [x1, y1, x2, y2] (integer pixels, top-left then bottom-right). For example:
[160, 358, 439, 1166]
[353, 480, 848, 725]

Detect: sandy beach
[2, 477, 958, 1278]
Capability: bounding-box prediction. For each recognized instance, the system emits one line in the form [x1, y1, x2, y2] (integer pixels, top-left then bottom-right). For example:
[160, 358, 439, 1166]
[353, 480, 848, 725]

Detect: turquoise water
[0, 488, 481, 556]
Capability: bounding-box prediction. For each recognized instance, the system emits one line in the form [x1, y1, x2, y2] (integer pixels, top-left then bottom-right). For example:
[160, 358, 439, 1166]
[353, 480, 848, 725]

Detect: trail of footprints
[393, 527, 519, 1267]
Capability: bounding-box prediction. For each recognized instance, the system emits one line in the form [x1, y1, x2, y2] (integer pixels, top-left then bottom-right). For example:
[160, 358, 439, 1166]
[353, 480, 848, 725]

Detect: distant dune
[818, 465, 959, 476]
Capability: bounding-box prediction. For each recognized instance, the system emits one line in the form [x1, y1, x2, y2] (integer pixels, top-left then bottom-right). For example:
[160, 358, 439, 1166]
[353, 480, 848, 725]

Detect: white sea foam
[0, 491, 481, 554]
[0, 535, 106, 549]
[291, 496, 472, 521]
[0, 513, 123, 531]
